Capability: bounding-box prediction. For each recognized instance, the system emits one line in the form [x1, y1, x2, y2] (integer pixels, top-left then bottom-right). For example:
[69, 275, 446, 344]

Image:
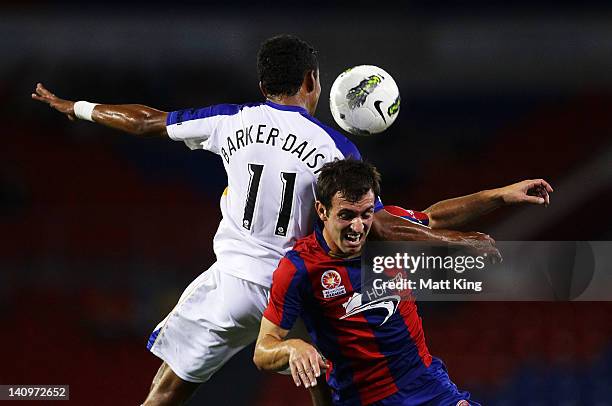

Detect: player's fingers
[31, 93, 49, 103]
[477, 233, 495, 243]
[36, 82, 52, 96]
[524, 195, 545, 205]
[488, 248, 503, 264]
[33, 88, 52, 102]
[541, 180, 554, 193]
[532, 179, 554, 193]
[471, 231, 487, 239]
[531, 185, 548, 205]
[318, 354, 327, 371]
[300, 359, 316, 388]
[35, 83, 47, 96]
[528, 179, 554, 195]
[294, 359, 308, 387]
[37, 85, 57, 101]
[290, 362, 301, 387]
[310, 352, 327, 378]
[539, 188, 550, 206]
[298, 368, 310, 388]
[309, 353, 321, 378]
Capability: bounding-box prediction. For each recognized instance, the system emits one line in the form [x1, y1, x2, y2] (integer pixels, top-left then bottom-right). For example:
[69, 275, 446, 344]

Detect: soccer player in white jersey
[32, 35, 551, 405]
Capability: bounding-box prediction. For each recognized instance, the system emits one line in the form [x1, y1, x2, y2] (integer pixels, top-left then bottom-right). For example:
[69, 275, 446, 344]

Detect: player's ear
[303, 70, 316, 93]
[259, 81, 267, 98]
[315, 201, 328, 221]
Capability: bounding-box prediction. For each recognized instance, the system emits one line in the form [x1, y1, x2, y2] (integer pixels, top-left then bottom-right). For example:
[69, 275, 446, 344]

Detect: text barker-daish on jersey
[218, 122, 326, 170]
[165, 100, 364, 287]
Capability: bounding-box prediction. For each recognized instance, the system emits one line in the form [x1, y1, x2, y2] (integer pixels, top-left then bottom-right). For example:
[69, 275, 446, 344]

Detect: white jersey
[166, 100, 370, 287]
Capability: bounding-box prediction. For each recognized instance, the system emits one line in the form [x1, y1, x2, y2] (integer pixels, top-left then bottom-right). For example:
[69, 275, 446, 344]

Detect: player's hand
[497, 179, 554, 207]
[287, 339, 327, 389]
[31, 83, 76, 121]
[459, 231, 502, 263]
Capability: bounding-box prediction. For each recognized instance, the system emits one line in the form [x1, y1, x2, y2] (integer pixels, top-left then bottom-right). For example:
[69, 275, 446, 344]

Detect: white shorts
[146, 262, 270, 383]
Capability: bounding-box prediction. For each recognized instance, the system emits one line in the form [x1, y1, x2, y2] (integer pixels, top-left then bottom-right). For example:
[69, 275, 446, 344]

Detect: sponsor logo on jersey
[321, 270, 346, 298]
[339, 292, 401, 326]
[456, 401, 470, 406]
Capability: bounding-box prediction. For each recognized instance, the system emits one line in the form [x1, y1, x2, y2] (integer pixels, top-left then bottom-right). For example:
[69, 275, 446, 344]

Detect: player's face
[319, 190, 375, 258]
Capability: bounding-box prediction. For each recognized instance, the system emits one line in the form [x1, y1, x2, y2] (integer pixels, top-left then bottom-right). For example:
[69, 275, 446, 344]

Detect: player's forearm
[372, 209, 464, 243]
[253, 336, 295, 372]
[91, 104, 168, 137]
[32, 83, 167, 136]
[373, 213, 469, 243]
[371, 209, 501, 260]
[424, 189, 503, 229]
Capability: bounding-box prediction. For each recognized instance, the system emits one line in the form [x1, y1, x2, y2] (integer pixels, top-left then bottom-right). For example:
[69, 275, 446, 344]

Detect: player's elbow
[134, 116, 161, 136]
[131, 111, 167, 136]
[252, 348, 266, 371]
[252, 339, 266, 370]
[122, 114, 149, 136]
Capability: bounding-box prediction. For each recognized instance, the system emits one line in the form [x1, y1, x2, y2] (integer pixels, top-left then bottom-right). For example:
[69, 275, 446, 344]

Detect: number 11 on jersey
[243, 163, 297, 237]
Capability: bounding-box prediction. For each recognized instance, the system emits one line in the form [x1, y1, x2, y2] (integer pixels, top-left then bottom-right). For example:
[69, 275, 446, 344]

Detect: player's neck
[267, 95, 312, 115]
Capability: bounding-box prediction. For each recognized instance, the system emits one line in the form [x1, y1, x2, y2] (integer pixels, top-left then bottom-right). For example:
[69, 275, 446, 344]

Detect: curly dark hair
[257, 34, 318, 97]
[316, 159, 381, 209]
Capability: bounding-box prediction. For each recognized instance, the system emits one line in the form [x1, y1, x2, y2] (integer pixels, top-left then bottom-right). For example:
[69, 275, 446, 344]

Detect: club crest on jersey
[321, 270, 346, 298]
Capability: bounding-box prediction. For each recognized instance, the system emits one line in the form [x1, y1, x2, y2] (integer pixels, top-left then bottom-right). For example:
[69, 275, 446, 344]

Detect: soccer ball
[329, 65, 400, 136]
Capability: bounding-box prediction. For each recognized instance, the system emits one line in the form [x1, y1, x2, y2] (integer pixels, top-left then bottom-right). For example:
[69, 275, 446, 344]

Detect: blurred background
[2, 1, 611, 404]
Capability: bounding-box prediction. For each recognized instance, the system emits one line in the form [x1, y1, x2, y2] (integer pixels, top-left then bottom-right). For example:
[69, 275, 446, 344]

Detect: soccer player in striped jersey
[32, 34, 550, 405]
[254, 159, 479, 406]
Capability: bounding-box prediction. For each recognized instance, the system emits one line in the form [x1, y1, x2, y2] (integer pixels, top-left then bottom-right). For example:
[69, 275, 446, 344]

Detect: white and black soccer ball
[329, 65, 400, 136]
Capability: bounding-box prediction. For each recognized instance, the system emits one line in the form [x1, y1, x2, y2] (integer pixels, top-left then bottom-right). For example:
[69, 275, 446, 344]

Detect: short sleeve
[383, 205, 430, 227]
[299, 115, 362, 161]
[263, 255, 306, 330]
[333, 136, 362, 160]
[325, 126, 362, 161]
[166, 104, 241, 152]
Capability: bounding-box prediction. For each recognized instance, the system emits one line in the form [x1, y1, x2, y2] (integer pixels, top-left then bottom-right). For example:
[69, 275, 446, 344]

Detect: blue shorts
[370, 358, 480, 406]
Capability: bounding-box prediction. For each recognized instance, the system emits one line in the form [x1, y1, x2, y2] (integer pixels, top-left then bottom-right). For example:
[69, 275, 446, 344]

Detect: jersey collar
[265, 100, 309, 114]
[314, 220, 331, 254]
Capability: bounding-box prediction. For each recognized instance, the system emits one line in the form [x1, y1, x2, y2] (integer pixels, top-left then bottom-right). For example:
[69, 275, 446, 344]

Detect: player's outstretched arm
[423, 179, 554, 229]
[371, 209, 502, 261]
[254, 318, 327, 389]
[31, 83, 168, 137]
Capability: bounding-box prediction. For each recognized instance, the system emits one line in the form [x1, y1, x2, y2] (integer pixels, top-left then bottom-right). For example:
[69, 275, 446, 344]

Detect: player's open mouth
[344, 232, 363, 246]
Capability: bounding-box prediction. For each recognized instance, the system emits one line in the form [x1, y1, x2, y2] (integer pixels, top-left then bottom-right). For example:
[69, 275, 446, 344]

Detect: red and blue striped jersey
[263, 217, 433, 405]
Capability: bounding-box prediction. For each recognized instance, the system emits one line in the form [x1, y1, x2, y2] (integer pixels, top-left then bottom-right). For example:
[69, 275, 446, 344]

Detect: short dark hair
[257, 34, 318, 97]
[316, 159, 381, 209]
